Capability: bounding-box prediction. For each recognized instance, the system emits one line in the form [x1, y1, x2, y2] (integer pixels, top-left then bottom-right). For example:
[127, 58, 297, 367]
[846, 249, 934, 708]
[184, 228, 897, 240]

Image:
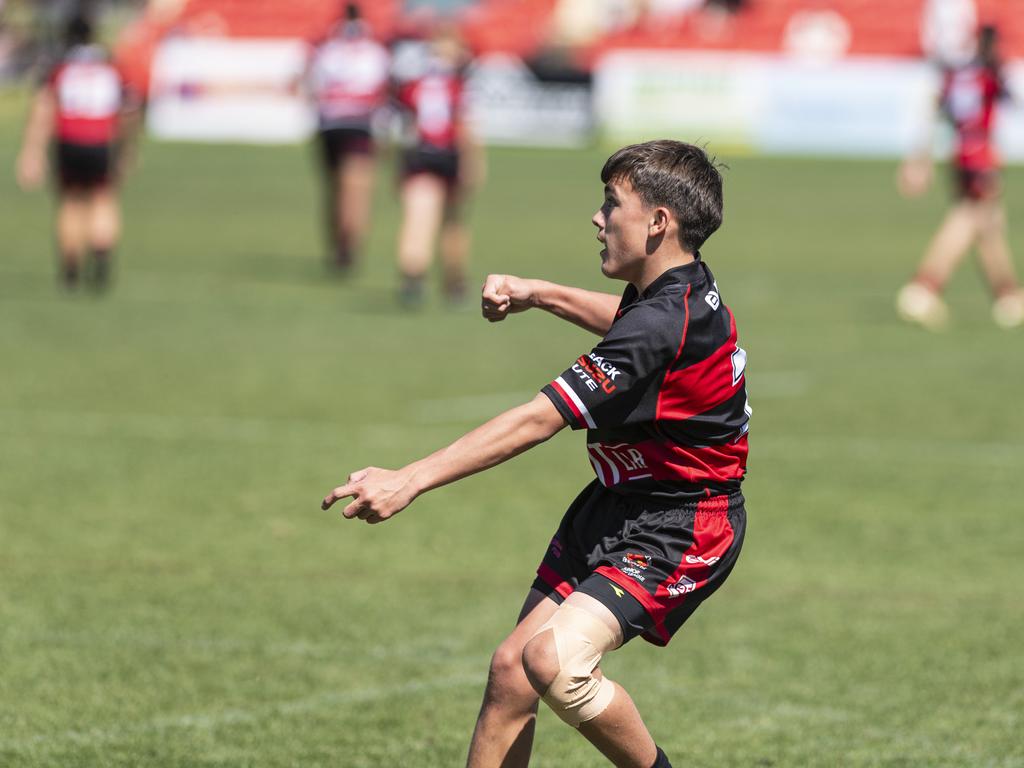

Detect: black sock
[61, 261, 80, 288]
[90, 249, 112, 287]
[651, 745, 673, 768]
[397, 273, 425, 308]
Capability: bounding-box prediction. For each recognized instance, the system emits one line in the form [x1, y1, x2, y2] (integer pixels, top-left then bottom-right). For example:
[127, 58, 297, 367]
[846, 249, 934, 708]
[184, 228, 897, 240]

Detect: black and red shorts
[531, 481, 746, 647]
[953, 166, 999, 201]
[318, 127, 374, 168]
[54, 141, 114, 191]
[400, 146, 460, 187]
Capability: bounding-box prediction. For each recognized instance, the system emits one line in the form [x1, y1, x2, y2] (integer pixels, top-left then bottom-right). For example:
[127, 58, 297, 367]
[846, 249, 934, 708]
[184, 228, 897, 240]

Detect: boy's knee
[521, 630, 560, 695]
[489, 640, 527, 685]
[521, 605, 619, 728]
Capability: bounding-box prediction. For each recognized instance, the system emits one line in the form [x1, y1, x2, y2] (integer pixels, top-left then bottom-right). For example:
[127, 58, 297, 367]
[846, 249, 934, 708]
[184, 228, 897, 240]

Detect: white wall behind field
[594, 50, 1024, 162]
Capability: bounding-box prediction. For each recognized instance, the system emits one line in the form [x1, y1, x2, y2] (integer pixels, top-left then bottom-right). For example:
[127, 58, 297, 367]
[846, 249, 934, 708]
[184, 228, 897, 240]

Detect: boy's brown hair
[601, 140, 724, 254]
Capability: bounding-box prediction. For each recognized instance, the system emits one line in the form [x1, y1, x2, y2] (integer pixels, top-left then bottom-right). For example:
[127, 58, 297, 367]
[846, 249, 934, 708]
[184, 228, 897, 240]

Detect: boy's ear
[649, 206, 671, 236]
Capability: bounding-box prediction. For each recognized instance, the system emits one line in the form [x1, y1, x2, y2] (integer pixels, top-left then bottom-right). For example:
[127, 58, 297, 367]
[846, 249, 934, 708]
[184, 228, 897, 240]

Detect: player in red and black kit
[897, 24, 1023, 329]
[16, 13, 140, 289]
[307, 2, 390, 273]
[391, 23, 484, 306]
[322, 141, 748, 768]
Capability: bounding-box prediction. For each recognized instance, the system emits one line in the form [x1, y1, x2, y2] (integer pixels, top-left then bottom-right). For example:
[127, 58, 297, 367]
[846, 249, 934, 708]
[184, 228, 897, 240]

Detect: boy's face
[593, 178, 654, 283]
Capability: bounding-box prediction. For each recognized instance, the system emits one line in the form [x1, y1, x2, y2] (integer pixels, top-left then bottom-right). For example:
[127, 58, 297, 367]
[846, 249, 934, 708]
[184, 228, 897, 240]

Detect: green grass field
[1, 89, 1023, 766]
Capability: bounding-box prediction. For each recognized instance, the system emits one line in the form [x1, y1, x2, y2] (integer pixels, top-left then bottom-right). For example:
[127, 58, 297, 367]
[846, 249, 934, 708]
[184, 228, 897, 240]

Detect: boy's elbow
[523, 395, 568, 442]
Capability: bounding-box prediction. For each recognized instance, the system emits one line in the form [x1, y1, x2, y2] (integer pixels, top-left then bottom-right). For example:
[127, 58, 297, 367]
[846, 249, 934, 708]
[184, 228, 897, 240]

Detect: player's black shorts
[400, 146, 460, 187]
[953, 166, 999, 201]
[532, 480, 746, 647]
[54, 141, 114, 191]
[318, 127, 374, 168]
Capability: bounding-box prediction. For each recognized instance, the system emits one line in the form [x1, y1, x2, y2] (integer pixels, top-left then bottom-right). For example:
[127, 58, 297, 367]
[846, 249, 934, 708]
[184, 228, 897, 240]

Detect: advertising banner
[147, 37, 313, 144]
[464, 53, 593, 148]
[595, 50, 1024, 161]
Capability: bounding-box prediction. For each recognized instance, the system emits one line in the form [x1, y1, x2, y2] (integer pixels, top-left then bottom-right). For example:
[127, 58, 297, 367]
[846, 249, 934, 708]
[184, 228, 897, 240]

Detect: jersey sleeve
[541, 294, 684, 431]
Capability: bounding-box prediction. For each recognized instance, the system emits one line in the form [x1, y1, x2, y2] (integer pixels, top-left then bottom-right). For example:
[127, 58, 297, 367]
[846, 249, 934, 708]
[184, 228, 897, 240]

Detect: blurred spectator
[921, 0, 977, 67]
[897, 25, 1024, 329]
[306, 2, 390, 274]
[550, 0, 641, 47]
[697, 0, 746, 40]
[15, 11, 142, 291]
[783, 9, 852, 60]
[704, 0, 744, 13]
[392, 22, 483, 307]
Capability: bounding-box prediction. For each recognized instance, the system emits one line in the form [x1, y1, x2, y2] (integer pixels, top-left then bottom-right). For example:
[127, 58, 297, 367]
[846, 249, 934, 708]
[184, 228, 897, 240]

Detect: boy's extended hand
[322, 467, 419, 524]
[481, 274, 537, 321]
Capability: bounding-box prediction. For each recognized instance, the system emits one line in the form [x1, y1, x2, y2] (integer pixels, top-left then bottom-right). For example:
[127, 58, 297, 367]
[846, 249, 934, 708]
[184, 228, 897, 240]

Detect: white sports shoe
[897, 283, 949, 330]
[992, 292, 1024, 329]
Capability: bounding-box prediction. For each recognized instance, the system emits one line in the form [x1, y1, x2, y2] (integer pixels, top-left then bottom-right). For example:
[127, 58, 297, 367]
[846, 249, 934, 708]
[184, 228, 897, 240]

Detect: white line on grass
[2, 670, 486, 753]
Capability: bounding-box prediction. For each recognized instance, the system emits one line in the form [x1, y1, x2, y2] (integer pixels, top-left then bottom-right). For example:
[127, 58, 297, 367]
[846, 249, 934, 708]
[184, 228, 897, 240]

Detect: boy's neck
[632, 249, 697, 294]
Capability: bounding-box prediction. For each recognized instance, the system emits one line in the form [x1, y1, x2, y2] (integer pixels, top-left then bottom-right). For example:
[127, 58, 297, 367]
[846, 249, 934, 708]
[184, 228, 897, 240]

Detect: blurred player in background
[15, 12, 140, 291]
[392, 21, 484, 307]
[897, 24, 1024, 329]
[307, 2, 390, 274]
[323, 141, 749, 768]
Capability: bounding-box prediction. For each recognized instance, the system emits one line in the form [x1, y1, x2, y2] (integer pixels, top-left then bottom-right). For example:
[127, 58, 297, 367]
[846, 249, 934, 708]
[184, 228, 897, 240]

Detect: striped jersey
[542, 258, 750, 503]
[48, 45, 124, 145]
[309, 24, 390, 131]
[941, 62, 1006, 172]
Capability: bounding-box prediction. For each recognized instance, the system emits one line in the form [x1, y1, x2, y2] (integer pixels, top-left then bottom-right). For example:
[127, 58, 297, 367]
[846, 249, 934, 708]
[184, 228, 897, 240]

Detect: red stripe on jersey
[52, 61, 123, 145]
[943, 66, 1001, 171]
[537, 562, 575, 600]
[657, 310, 742, 421]
[655, 284, 691, 423]
[549, 379, 586, 429]
[631, 435, 748, 484]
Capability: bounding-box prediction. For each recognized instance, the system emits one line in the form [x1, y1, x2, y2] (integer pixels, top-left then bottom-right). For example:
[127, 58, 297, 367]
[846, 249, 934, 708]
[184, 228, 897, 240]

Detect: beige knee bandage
[533, 604, 620, 727]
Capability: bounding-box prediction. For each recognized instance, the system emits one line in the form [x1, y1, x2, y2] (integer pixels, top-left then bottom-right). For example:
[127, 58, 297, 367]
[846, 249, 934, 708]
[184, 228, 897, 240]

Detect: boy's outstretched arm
[481, 274, 620, 336]
[16, 87, 55, 191]
[322, 393, 567, 524]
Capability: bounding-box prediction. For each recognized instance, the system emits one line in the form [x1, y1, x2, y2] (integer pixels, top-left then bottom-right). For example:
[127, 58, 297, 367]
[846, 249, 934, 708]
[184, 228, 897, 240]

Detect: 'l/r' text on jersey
[541, 258, 750, 502]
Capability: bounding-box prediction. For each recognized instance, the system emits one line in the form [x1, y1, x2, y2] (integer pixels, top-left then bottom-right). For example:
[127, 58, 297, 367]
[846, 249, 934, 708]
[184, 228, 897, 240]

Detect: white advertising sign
[595, 50, 1024, 161]
[148, 37, 314, 144]
[464, 53, 593, 148]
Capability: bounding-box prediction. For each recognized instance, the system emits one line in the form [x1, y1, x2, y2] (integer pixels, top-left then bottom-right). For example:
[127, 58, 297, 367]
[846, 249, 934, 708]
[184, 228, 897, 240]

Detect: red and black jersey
[48, 44, 124, 146]
[395, 61, 465, 151]
[542, 258, 750, 503]
[940, 62, 1006, 172]
[308, 23, 390, 131]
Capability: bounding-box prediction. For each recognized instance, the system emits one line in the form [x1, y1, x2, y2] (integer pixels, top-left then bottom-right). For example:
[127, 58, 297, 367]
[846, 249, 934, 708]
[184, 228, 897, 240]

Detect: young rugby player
[322, 140, 749, 768]
[897, 24, 1024, 329]
[16, 13, 139, 290]
[391, 22, 483, 307]
[307, 3, 390, 273]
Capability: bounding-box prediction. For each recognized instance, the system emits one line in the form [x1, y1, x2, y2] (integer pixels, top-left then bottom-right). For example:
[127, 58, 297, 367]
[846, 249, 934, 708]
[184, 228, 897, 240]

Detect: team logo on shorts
[620, 552, 651, 582]
[622, 553, 650, 569]
[666, 576, 696, 597]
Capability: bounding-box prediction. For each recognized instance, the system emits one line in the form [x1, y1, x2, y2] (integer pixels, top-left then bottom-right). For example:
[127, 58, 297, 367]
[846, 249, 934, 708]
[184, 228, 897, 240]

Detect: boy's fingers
[322, 482, 357, 510]
[343, 498, 365, 519]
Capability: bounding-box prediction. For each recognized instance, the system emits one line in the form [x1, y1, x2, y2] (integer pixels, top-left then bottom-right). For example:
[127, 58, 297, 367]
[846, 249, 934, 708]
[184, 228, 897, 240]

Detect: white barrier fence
[147, 38, 592, 148]
[146, 37, 1024, 161]
[594, 50, 1024, 161]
